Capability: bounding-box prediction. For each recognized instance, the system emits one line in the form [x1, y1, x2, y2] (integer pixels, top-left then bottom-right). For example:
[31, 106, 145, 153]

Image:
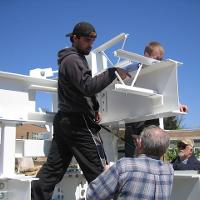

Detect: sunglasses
[177, 142, 188, 150]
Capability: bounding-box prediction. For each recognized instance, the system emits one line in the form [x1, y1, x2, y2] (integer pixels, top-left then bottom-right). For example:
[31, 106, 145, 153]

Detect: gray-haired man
[86, 125, 174, 200]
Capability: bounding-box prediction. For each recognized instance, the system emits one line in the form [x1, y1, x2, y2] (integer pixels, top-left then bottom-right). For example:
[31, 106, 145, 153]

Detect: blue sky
[0, 0, 200, 129]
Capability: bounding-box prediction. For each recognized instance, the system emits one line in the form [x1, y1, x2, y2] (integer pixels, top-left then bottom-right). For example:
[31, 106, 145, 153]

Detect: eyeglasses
[177, 142, 188, 150]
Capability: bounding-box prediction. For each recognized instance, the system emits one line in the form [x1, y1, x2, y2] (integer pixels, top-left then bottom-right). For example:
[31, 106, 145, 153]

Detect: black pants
[31, 111, 105, 200]
[125, 119, 160, 157]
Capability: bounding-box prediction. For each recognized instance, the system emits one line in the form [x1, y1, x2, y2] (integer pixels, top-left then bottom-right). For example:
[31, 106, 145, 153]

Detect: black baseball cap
[66, 22, 97, 38]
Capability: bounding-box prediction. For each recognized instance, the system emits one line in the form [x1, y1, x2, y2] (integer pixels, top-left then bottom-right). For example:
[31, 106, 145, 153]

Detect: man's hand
[104, 164, 110, 171]
[95, 111, 102, 123]
[115, 68, 131, 80]
[179, 104, 188, 112]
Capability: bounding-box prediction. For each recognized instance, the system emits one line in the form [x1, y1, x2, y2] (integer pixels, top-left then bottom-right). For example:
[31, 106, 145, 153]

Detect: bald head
[140, 125, 170, 158]
[144, 41, 164, 61]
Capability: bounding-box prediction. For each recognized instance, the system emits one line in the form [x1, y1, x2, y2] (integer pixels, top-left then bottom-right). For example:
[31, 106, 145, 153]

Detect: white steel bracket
[114, 49, 163, 105]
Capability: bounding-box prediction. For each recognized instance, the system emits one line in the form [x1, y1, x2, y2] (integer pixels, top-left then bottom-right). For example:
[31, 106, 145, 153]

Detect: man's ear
[144, 52, 150, 57]
[73, 35, 78, 42]
[136, 137, 142, 149]
[135, 137, 143, 156]
[140, 138, 144, 150]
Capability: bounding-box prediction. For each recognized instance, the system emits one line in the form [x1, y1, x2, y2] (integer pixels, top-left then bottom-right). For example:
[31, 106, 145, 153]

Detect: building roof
[167, 129, 200, 140]
[16, 124, 47, 139]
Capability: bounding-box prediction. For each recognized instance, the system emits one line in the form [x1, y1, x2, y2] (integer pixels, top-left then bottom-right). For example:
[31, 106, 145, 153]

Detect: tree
[164, 147, 178, 161]
[164, 116, 184, 130]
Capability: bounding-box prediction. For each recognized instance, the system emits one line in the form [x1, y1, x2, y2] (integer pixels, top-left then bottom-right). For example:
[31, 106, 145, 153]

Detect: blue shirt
[86, 155, 174, 200]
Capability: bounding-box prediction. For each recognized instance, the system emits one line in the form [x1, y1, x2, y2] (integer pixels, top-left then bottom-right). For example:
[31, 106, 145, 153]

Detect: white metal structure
[172, 171, 200, 200]
[87, 35, 184, 126]
[0, 71, 57, 200]
[0, 33, 190, 199]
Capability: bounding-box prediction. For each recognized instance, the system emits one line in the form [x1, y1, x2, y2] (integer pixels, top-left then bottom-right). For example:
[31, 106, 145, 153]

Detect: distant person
[31, 21, 131, 200]
[86, 125, 174, 200]
[172, 138, 200, 170]
[125, 41, 188, 157]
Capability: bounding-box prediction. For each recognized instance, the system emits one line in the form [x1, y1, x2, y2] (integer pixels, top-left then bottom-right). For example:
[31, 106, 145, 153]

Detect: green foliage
[194, 148, 200, 159]
[164, 147, 178, 162]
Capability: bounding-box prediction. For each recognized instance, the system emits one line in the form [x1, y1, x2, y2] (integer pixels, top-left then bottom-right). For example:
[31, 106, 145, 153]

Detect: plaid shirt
[86, 155, 174, 200]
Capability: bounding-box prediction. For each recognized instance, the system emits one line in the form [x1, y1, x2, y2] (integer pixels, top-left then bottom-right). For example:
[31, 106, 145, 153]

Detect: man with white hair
[86, 125, 174, 200]
[172, 138, 200, 170]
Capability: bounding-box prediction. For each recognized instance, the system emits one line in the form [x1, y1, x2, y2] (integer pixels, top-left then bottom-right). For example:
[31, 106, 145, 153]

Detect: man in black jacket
[124, 42, 188, 158]
[172, 138, 200, 170]
[31, 21, 130, 200]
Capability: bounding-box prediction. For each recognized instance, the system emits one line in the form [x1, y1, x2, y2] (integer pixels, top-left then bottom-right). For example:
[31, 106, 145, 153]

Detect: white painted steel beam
[114, 49, 159, 65]
[93, 33, 128, 53]
[0, 123, 16, 177]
